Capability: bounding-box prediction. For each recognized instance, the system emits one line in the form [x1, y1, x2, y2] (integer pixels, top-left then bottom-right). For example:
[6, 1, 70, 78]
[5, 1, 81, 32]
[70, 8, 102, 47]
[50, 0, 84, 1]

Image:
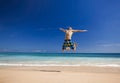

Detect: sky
[0, 0, 120, 53]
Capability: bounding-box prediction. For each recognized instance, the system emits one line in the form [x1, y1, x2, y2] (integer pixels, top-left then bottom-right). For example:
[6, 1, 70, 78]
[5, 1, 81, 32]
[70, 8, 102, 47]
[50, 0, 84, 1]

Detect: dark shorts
[62, 40, 74, 50]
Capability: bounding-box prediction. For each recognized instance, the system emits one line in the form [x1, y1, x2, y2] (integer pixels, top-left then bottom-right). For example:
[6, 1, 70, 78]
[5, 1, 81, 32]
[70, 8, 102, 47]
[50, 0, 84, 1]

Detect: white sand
[0, 66, 120, 83]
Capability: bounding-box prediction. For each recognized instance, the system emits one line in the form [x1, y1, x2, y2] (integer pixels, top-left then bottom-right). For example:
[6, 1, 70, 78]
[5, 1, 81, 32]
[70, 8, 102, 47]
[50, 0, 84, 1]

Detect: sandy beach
[0, 66, 120, 83]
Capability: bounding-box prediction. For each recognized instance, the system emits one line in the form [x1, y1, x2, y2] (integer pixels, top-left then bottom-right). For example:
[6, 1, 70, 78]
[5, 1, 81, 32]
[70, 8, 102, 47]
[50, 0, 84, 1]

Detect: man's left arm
[72, 30, 88, 32]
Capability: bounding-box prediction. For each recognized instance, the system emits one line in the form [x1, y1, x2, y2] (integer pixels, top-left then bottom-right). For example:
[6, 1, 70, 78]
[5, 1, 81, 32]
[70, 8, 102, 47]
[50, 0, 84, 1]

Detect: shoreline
[0, 63, 120, 67]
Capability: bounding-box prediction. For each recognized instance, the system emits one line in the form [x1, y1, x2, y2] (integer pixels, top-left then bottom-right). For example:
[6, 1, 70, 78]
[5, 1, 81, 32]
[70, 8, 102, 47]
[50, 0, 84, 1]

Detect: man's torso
[65, 30, 73, 40]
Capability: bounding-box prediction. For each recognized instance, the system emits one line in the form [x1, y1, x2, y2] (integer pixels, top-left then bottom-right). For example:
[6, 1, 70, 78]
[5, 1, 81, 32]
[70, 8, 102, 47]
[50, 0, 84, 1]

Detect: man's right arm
[59, 28, 66, 32]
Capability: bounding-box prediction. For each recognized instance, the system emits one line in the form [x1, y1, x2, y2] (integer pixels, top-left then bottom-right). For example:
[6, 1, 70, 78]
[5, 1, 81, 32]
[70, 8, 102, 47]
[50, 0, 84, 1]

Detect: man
[60, 27, 87, 51]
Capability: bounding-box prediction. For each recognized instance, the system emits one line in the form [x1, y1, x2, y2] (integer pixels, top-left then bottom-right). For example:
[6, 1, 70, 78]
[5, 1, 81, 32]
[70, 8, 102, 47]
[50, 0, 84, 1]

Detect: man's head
[68, 27, 72, 30]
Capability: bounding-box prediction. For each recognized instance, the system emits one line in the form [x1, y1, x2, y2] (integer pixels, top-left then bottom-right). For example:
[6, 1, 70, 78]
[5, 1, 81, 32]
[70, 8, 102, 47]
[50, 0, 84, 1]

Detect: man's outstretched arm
[59, 28, 66, 32]
[72, 30, 88, 32]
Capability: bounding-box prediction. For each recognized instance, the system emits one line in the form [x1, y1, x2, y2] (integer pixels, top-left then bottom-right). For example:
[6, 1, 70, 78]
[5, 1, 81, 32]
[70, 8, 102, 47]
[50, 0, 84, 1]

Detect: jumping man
[60, 27, 87, 51]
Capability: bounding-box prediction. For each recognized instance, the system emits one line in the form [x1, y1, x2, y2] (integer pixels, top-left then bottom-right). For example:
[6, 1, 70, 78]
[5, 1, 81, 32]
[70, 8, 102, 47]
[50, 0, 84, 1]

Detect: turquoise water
[0, 52, 120, 67]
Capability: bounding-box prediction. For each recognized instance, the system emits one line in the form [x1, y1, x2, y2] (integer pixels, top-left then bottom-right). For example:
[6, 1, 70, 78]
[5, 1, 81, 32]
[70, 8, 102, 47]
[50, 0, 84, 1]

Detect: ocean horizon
[0, 52, 120, 67]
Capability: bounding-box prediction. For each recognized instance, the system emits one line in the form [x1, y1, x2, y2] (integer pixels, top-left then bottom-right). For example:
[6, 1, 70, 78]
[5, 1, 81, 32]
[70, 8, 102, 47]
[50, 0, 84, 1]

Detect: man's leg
[62, 47, 65, 51]
[73, 43, 77, 51]
[62, 45, 66, 51]
[71, 43, 77, 51]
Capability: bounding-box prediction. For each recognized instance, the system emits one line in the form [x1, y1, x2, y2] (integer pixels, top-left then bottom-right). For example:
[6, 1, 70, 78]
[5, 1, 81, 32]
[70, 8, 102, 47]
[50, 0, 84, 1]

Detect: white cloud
[97, 43, 120, 47]
[94, 43, 120, 53]
[31, 49, 47, 52]
[77, 43, 120, 53]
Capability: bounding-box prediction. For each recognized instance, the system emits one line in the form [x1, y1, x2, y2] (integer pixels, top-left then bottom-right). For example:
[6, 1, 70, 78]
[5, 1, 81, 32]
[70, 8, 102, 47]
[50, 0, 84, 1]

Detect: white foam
[0, 63, 120, 67]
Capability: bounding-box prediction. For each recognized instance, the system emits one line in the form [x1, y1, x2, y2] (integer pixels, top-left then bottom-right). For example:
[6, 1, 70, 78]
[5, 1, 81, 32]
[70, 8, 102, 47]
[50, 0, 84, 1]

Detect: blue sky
[0, 0, 120, 53]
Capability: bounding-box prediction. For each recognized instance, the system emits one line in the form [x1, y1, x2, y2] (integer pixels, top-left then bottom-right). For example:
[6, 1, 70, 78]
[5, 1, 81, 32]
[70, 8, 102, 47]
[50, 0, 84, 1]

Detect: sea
[0, 52, 120, 67]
